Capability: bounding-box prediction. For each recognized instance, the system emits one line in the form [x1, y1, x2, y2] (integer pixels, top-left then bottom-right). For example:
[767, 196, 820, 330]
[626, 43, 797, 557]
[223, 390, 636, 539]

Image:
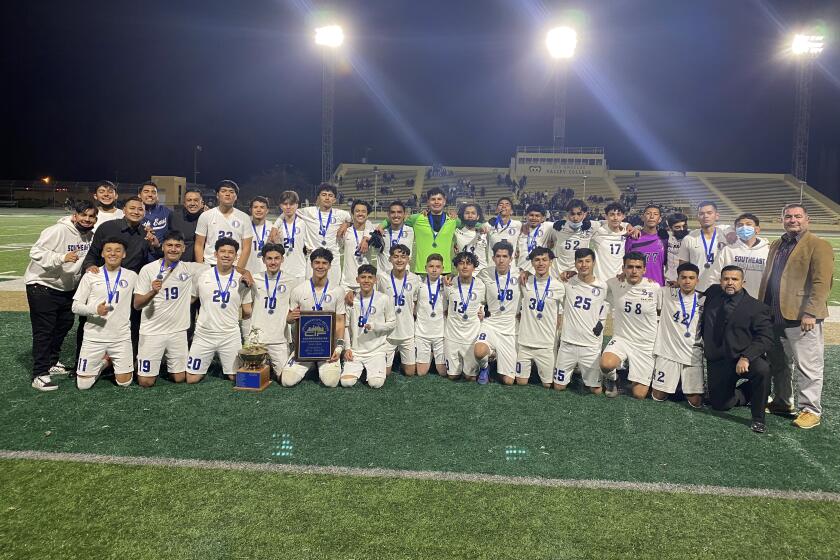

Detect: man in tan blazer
[758, 203, 834, 429]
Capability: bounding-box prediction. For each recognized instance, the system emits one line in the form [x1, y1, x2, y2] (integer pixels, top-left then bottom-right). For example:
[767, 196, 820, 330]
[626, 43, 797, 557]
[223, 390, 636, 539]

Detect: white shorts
[475, 325, 516, 377]
[385, 337, 416, 366]
[136, 332, 188, 377]
[603, 337, 655, 387]
[186, 333, 242, 376]
[445, 339, 478, 377]
[283, 356, 341, 387]
[415, 336, 445, 365]
[342, 352, 387, 386]
[516, 345, 554, 384]
[652, 353, 704, 395]
[265, 342, 290, 375]
[555, 341, 602, 387]
[76, 339, 134, 377]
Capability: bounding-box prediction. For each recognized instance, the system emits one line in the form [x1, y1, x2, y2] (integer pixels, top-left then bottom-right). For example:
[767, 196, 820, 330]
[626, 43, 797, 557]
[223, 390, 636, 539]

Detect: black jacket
[81, 218, 150, 273]
[700, 284, 773, 362]
[170, 207, 204, 262]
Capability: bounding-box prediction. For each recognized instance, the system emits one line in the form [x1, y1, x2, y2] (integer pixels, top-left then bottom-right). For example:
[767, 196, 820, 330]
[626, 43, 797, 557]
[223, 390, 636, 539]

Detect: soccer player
[134, 231, 202, 387]
[600, 252, 661, 399]
[186, 238, 254, 383]
[72, 238, 138, 389]
[665, 213, 689, 285]
[249, 243, 294, 380]
[26, 201, 97, 390]
[139, 181, 172, 244]
[624, 204, 668, 286]
[377, 244, 420, 375]
[270, 190, 306, 293]
[370, 201, 415, 273]
[194, 180, 253, 267]
[297, 183, 351, 285]
[414, 254, 448, 376]
[342, 200, 375, 291]
[706, 213, 768, 295]
[91, 180, 123, 232]
[342, 264, 397, 388]
[516, 204, 551, 273]
[245, 196, 271, 273]
[591, 202, 629, 282]
[444, 251, 486, 381]
[651, 263, 705, 407]
[486, 197, 521, 264]
[549, 199, 600, 275]
[474, 241, 521, 385]
[679, 201, 732, 292]
[283, 248, 346, 387]
[516, 247, 564, 388]
[554, 249, 609, 394]
[454, 203, 488, 275]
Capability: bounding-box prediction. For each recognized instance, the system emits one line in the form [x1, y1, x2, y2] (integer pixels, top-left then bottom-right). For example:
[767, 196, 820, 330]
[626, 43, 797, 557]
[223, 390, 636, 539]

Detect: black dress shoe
[750, 421, 767, 434]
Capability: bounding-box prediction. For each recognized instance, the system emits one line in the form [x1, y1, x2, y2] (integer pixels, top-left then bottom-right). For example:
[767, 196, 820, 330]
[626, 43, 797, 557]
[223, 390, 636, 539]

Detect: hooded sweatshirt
[704, 236, 769, 296]
[24, 216, 93, 291]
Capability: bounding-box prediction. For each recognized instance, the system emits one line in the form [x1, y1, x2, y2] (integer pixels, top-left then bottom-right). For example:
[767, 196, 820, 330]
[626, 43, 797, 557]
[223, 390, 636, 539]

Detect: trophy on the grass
[235, 327, 271, 391]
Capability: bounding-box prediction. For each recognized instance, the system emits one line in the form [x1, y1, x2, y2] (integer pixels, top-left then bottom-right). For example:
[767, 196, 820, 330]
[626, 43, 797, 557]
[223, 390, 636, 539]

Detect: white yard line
[1, 449, 838, 502]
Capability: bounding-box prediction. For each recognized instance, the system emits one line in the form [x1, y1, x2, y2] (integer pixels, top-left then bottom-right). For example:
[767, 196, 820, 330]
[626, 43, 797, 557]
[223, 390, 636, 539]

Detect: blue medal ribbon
[678, 290, 698, 338]
[358, 289, 374, 327]
[701, 228, 717, 264]
[310, 279, 329, 311]
[352, 226, 365, 258]
[283, 216, 297, 252]
[157, 259, 177, 279]
[430, 213, 446, 247]
[104, 267, 122, 307]
[427, 276, 441, 315]
[265, 271, 282, 309]
[527, 224, 541, 253]
[391, 271, 407, 310]
[389, 224, 404, 248]
[252, 222, 267, 253]
[533, 275, 551, 313]
[457, 276, 475, 317]
[495, 269, 511, 306]
[214, 267, 234, 307]
[318, 209, 333, 244]
[495, 214, 510, 232]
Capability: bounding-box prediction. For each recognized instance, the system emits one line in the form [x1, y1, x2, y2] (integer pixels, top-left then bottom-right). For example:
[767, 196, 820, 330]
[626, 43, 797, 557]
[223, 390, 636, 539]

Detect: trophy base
[234, 364, 271, 392]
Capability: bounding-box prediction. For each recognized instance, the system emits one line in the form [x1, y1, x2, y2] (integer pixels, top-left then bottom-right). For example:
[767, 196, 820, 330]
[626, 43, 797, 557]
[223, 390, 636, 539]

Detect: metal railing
[515, 146, 605, 155]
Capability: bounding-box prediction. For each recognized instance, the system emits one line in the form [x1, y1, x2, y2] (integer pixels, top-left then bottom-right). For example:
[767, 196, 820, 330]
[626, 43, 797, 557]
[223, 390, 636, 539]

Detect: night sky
[3, 0, 839, 199]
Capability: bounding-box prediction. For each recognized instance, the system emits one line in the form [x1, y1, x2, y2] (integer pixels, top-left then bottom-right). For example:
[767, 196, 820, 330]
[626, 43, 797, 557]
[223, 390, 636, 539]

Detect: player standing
[444, 251, 486, 381]
[516, 204, 551, 274]
[377, 244, 420, 375]
[591, 202, 629, 282]
[454, 203, 488, 275]
[624, 204, 668, 286]
[679, 201, 732, 292]
[341, 200, 375, 291]
[664, 213, 689, 285]
[486, 197, 521, 265]
[370, 201, 415, 273]
[91, 180, 123, 232]
[270, 191, 307, 293]
[194, 180, 253, 267]
[706, 213, 768, 295]
[549, 199, 598, 275]
[245, 196, 271, 273]
[413, 254, 448, 376]
[297, 183, 351, 285]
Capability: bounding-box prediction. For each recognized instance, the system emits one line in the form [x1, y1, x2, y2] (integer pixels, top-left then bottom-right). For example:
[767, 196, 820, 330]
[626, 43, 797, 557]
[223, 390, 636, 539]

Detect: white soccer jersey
[245, 220, 271, 273]
[289, 279, 347, 316]
[665, 233, 682, 283]
[413, 276, 447, 339]
[560, 276, 608, 347]
[376, 270, 421, 341]
[548, 220, 600, 273]
[192, 267, 253, 335]
[454, 227, 488, 274]
[342, 222, 376, 289]
[136, 260, 207, 335]
[195, 206, 253, 266]
[444, 276, 486, 345]
[678, 226, 732, 291]
[654, 287, 705, 365]
[517, 275, 564, 349]
[347, 290, 396, 356]
[92, 208, 123, 232]
[298, 206, 351, 256]
[706, 237, 769, 296]
[72, 267, 138, 343]
[479, 267, 521, 329]
[249, 271, 294, 345]
[487, 218, 521, 262]
[606, 277, 660, 352]
[273, 215, 307, 279]
[516, 222, 552, 270]
[592, 225, 627, 282]
[376, 224, 415, 273]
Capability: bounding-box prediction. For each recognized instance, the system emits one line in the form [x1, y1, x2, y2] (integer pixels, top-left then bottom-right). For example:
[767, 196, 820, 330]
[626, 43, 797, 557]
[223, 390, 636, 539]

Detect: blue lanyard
[252, 222, 266, 250]
[352, 226, 365, 256]
[310, 279, 329, 311]
[430, 213, 446, 247]
[214, 267, 234, 304]
[527, 224, 542, 253]
[318, 209, 333, 239]
[157, 259, 177, 280]
[264, 271, 282, 306]
[701, 228, 716, 263]
[391, 271, 407, 306]
[427, 276, 441, 311]
[495, 269, 511, 302]
[457, 276, 475, 313]
[679, 290, 698, 336]
[283, 216, 297, 248]
[533, 276, 551, 311]
[358, 289, 374, 326]
[389, 225, 404, 247]
[103, 267, 122, 305]
[495, 215, 509, 232]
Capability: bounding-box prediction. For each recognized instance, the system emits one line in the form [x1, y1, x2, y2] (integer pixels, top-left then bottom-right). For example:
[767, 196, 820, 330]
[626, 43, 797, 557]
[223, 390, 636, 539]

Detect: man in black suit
[701, 265, 774, 433]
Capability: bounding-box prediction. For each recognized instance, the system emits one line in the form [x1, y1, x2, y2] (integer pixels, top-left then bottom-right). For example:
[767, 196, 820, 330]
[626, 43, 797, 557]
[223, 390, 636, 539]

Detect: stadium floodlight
[315, 25, 345, 49]
[791, 34, 824, 56]
[546, 26, 577, 60]
[41, 176, 50, 185]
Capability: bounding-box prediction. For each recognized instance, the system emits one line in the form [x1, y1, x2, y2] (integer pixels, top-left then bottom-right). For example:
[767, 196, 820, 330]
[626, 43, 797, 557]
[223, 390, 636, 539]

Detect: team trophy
[235, 327, 271, 391]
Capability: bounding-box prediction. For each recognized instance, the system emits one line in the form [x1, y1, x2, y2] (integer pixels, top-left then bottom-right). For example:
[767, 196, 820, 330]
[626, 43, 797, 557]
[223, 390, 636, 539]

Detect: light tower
[546, 26, 577, 150]
[790, 33, 824, 192]
[315, 25, 344, 183]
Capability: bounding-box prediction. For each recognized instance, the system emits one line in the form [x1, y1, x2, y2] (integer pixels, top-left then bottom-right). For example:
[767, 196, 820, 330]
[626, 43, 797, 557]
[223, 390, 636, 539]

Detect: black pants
[707, 356, 770, 422]
[26, 284, 75, 379]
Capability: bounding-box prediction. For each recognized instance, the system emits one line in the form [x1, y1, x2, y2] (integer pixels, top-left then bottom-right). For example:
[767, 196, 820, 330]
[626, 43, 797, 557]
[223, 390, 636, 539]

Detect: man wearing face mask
[665, 213, 689, 286]
[26, 202, 98, 390]
[706, 213, 768, 296]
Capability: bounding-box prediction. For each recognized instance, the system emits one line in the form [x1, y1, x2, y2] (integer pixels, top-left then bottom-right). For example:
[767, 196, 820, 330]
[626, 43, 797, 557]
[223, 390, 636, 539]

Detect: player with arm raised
[444, 251, 486, 381]
[193, 180, 253, 268]
[296, 183, 351, 285]
[599, 252, 661, 399]
[376, 244, 420, 376]
[413, 254, 448, 377]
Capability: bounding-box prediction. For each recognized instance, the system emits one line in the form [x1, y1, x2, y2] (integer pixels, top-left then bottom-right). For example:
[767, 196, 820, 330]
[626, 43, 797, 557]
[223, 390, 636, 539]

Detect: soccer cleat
[49, 361, 69, 375]
[792, 411, 821, 430]
[31, 375, 58, 392]
[766, 401, 796, 416]
[750, 421, 767, 434]
[477, 366, 489, 385]
[603, 378, 618, 398]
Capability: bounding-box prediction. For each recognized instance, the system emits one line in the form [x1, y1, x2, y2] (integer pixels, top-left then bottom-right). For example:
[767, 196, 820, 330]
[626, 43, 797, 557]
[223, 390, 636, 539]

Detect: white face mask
[568, 221, 582, 231]
[736, 225, 755, 241]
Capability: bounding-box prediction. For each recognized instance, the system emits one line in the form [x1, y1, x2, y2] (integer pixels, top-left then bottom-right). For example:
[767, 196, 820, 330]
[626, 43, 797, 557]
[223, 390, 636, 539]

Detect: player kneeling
[377, 244, 419, 375]
[72, 238, 138, 389]
[186, 238, 253, 383]
[599, 252, 661, 399]
[134, 231, 204, 387]
[414, 254, 447, 377]
[250, 243, 294, 381]
[474, 241, 521, 385]
[282, 248, 346, 387]
[651, 263, 704, 407]
[342, 265, 397, 388]
[444, 251, 486, 381]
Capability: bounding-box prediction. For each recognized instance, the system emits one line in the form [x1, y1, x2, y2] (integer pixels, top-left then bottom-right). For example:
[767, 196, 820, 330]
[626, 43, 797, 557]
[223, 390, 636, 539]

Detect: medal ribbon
[430, 213, 446, 246]
[214, 267, 234, 305]
[104, 267, 122, 305]
[310, 279, 329, 311]
[495, 269, 511, 303]
[283, 216, 297, 250]
[427, 276, 441, 312]
[265, 271, 282, 307]
[252, 222, 267, 251]
[391, 272, 407, 308]
[158, 259, 177, 277]
[457, 276, 474, 315]
[533, 276, 551, 312]
[679, 291, 698, 337]
[527, 224, 541, 253]
[358, 289, 374, 326]
[318, 209, 333, 241]
[701, 228, 716, 264]
[389, 225, 404, 248]
[495, 215, 510, 232]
